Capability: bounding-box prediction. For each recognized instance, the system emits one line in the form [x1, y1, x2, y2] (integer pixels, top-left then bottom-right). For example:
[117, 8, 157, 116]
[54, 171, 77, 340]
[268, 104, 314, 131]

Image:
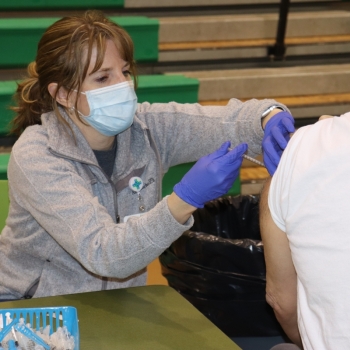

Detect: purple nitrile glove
[174, 141, 248, 208]
[262, 111, 295, 175]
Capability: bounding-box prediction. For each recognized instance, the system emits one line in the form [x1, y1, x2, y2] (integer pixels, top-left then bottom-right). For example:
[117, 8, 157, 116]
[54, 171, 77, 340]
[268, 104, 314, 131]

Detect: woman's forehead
[85, 40, 126, 75]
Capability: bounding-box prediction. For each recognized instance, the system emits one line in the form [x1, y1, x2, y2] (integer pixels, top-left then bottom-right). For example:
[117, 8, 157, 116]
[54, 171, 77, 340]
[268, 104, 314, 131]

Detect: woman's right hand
[173, 141, 248, 208]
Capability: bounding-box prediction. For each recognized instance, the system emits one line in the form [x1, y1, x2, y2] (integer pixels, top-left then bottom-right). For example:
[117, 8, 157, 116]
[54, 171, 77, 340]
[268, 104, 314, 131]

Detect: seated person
[260, 113, 349, 350]
[0, 10, 294, 301]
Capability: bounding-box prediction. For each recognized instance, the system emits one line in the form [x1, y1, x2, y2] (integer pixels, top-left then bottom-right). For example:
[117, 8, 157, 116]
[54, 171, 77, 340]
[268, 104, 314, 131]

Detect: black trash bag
[159, 195, 284, 337]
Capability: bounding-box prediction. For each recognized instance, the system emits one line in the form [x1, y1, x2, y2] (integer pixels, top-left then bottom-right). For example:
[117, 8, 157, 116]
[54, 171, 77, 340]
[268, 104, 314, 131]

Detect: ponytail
[10, 62, 46, 136]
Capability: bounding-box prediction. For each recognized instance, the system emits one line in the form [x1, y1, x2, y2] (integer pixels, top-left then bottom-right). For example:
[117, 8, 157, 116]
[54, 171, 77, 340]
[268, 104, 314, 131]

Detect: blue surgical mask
[77, 81, 137, 136]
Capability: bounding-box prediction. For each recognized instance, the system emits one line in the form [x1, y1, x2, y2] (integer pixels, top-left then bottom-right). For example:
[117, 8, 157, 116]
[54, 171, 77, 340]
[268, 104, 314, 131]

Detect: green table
[0, 285, 241, 350]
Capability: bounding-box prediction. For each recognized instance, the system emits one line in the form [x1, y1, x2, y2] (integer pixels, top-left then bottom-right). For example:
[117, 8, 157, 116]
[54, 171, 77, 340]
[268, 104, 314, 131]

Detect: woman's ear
[48, 83, 71, 108]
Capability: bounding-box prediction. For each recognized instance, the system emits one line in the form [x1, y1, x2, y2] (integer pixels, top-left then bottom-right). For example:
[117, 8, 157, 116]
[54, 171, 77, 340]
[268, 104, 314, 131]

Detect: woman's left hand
[262, 111, 295, 175]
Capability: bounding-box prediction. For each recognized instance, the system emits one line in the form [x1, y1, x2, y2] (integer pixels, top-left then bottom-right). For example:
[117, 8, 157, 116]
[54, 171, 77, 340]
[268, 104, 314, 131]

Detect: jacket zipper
[49, 148, 118, 290]
[145, 129, 162, 202]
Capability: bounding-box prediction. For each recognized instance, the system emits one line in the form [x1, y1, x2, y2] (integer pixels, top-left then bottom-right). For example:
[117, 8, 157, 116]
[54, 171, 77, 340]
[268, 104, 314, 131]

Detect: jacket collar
[42, 109, 97, 165]
[41, 108, 150, 179]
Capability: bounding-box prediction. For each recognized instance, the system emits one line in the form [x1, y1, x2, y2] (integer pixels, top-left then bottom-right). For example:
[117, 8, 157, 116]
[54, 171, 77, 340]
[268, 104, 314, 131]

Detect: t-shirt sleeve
[268, 165, 287, 232]
[268, 127, 308, 232]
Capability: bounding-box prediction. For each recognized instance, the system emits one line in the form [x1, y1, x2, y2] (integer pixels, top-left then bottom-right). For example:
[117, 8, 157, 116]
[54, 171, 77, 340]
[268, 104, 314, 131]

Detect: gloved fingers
[262, 136, 274, 158]
[224, 143, 248, 164]
[281, 115, 295, 133]
[214, 144, 246, 169]
[262, 111, 294, 176]
[264, 111, 295, 133]
[263, 135, 283, 158]
[219, 157, 244, 176]
[270, 126, 290, 150]
[262, 137, 280, 175]
[208, 141, 231, 160]
[222, 172, 240, 192]
[263, 153, 277, 175]
[206, 144, 245, 184]
[263, 155, 277, 175]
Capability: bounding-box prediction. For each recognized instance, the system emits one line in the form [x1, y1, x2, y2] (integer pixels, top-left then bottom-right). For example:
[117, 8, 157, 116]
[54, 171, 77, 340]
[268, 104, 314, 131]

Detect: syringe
[228, 147, 265, 168]
[242, 154, 265, 167]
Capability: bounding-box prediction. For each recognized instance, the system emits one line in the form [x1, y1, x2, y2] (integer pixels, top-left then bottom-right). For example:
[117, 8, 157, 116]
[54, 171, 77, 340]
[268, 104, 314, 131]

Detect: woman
[0, 10, 294, 299]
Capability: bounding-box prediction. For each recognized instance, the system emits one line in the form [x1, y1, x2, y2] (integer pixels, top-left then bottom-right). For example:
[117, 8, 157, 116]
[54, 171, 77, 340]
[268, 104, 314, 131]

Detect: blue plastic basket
[0, 306, 79, 349]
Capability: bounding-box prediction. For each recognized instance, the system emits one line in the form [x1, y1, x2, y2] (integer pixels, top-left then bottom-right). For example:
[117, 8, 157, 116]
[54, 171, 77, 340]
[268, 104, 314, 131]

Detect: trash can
[159, 195, 284, 338]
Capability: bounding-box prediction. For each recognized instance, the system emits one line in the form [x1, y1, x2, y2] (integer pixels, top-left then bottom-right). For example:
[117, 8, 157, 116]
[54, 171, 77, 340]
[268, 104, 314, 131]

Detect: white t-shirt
[268, 112, 350, 350]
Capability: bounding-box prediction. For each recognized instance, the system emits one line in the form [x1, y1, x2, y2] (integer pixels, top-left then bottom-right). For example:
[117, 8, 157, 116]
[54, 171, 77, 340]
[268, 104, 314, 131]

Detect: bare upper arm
[260, 177, 297, 316]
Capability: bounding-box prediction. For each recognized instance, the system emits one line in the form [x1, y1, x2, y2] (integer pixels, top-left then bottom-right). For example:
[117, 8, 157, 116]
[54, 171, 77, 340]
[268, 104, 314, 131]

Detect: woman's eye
[96, 75, 108, 83]
[123, 70, 131, 77]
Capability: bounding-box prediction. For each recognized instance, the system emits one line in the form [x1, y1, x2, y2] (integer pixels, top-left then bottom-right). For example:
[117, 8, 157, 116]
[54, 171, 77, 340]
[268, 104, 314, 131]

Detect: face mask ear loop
[70, 106, 87, 118]
[72, 89, 86, 95]
[69, 90, 87, 117]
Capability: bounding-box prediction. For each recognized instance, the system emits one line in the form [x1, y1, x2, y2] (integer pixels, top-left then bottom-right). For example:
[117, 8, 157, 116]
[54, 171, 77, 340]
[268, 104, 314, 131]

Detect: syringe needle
[227, 147, 265, 168]
[242, 154, 265, 167]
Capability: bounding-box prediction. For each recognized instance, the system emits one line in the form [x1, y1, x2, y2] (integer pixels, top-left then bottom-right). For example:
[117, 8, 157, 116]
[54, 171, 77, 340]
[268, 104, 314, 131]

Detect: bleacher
[1, 0, 349, 183]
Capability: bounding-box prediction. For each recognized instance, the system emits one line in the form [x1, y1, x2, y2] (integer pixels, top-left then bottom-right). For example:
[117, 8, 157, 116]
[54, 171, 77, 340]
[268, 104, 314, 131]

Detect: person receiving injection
[0, 10, 294, 300]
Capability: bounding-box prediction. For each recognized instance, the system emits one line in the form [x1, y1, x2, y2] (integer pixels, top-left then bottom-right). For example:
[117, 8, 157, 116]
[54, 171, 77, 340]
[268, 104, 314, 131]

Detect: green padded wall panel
[0, 180, 9, 232]
[0, 154, 10, 180]
[162, 162, 241, 198]
[0, 16, 158, 68]
[0, 0, 123, 10]
[0, 81, 17, 136]
[110, 16, 159, 62]
[137, 75, 199, 103]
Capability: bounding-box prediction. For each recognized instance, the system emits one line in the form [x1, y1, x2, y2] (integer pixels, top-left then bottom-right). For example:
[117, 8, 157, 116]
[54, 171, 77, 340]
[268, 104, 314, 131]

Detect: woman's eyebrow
[89, 67, 112, 76]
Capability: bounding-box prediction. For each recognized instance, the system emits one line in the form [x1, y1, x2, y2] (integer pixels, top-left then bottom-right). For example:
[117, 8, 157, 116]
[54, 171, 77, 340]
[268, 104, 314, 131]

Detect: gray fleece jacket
[0, 99, 287, 299]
